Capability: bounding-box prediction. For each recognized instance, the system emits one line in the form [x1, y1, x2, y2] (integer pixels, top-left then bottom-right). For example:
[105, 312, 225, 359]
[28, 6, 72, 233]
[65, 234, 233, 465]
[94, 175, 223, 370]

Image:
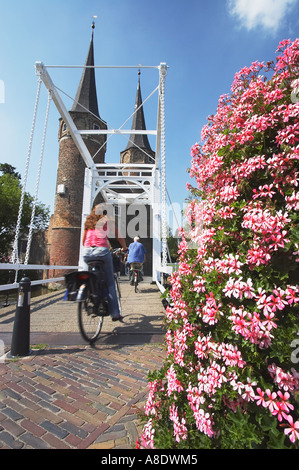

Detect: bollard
[9, 277, 31, 358]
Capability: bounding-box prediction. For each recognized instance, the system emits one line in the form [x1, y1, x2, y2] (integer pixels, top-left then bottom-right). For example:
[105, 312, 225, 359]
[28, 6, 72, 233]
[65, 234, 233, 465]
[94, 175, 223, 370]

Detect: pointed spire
[124, 70, 153, 152]
[71, 23, 100, 117]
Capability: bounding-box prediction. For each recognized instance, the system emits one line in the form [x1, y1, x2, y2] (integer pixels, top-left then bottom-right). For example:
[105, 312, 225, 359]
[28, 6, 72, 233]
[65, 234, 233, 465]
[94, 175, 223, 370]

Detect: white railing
[1, 262, 177, 293]
[95, 163, 155, 178]
[0, 263, 81, 291]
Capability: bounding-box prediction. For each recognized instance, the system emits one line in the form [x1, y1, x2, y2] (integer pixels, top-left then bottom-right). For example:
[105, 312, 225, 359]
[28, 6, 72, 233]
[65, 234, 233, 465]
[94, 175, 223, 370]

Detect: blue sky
[0, 0, 299, 233]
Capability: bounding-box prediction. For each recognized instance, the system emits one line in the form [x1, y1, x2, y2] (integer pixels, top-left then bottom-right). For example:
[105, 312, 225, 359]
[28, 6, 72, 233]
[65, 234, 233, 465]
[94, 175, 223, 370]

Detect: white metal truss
[93, 163, 154, 203]
[35, 62, 169, 283]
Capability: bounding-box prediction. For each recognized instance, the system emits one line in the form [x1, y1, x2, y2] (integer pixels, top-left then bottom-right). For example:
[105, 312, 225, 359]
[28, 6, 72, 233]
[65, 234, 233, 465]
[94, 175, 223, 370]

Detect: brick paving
[0, 278, 166, 449]
[0, 343, 165, 449]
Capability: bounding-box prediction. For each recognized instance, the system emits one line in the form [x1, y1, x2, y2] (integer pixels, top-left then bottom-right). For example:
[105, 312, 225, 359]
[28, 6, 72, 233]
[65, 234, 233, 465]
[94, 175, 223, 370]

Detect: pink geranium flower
[285, 286, 299, 305]
[254, 388, 266, 407]
[264, 389, 278, 413]
[283, 415, 299, 443]
[277, 391, 294, 413]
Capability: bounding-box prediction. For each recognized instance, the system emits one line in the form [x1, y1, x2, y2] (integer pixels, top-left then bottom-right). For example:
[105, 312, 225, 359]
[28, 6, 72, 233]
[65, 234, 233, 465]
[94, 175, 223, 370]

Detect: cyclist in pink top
[82, 204, 127, 322]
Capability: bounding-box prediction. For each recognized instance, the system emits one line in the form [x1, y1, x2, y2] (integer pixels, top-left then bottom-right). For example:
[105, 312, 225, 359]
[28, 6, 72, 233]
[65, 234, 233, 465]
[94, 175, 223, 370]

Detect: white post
[159, 63, 168, 268]
[152, 63, 168, 282]
[152, 169, 161, 282]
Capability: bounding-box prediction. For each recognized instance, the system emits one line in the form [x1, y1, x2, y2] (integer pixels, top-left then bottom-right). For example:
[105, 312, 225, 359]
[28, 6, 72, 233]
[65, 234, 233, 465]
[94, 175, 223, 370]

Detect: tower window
[93, 123, 100, 130]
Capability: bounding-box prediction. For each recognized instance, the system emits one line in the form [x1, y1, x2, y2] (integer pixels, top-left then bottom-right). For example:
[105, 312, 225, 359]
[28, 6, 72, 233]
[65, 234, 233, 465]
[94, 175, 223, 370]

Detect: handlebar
[112, 248, 128, 254]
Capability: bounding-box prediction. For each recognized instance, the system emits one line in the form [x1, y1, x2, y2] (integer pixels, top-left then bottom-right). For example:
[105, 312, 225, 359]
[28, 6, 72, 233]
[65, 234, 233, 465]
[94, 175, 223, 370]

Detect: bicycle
[64, 249, 122, 344]
[129, 263, 144, 293]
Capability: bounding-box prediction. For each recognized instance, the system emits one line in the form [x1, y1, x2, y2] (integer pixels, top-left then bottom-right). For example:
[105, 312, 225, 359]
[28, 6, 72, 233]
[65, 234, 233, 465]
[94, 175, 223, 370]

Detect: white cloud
[227, 0, 298, 33]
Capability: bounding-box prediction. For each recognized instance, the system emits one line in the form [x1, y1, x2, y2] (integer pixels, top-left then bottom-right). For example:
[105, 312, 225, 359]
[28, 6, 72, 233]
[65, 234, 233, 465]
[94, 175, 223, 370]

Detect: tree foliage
[0, 163, 50, 259]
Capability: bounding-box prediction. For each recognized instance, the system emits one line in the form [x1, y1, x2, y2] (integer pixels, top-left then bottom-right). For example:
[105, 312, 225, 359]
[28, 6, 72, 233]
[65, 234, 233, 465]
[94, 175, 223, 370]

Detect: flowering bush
[139, 39, 299, 449]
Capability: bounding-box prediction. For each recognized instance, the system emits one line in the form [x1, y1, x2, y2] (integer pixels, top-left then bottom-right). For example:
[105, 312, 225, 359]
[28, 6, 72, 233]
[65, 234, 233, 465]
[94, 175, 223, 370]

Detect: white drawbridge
[1, 61, 172, 290]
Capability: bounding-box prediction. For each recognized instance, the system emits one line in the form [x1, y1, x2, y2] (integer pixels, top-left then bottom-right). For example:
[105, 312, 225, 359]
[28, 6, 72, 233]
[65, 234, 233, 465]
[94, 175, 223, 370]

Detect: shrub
[138, 39, 299, 449]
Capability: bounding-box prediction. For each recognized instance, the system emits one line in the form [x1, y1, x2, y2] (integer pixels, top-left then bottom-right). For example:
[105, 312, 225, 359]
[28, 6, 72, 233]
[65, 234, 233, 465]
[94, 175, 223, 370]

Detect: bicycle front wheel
[78, 289, 103, 344]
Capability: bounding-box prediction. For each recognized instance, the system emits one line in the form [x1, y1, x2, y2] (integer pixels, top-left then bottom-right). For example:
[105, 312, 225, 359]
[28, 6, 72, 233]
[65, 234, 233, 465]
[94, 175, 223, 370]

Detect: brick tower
[49, 27, 107, 274]
[120, 72, 155, 275]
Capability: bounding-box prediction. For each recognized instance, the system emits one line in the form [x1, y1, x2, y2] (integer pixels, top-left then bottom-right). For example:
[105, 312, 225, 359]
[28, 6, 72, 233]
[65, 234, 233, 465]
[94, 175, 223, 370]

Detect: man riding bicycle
[127, 236, 146, 285]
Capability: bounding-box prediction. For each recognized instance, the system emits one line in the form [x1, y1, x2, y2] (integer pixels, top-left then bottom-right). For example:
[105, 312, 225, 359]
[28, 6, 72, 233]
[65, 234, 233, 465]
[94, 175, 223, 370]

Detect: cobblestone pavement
[0, 278, 166, 449]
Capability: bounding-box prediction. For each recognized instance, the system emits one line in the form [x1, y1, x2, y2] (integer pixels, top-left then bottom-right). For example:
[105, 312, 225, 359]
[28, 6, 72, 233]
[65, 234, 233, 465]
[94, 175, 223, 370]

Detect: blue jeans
[83, 247, 120, 319]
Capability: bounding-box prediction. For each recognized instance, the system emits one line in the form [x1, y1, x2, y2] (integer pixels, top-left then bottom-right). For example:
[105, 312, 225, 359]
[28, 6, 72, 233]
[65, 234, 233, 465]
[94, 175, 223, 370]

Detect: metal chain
[24, 91, 51, 264]
[11, 77, 42, 268]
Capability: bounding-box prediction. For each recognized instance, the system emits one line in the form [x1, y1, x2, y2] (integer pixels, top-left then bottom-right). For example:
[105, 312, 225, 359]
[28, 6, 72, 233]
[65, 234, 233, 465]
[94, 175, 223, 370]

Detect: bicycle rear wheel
[78, 287, 103, 344]
[134, 271, 138, 293]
